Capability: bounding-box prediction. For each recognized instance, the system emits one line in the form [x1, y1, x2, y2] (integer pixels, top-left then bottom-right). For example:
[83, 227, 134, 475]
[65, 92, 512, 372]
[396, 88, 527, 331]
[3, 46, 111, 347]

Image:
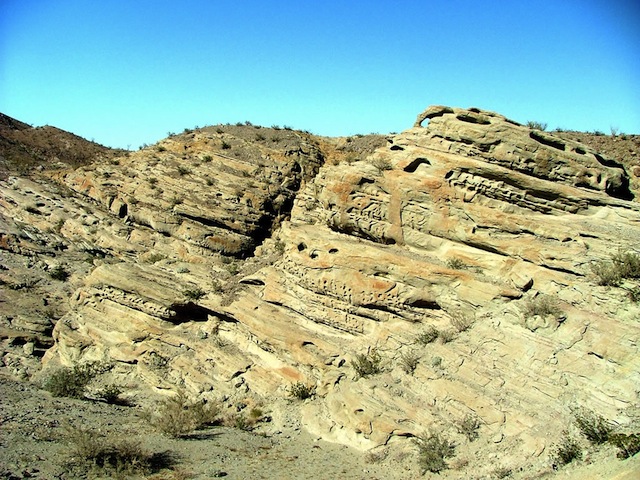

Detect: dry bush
[352, 349, 383, 378]
[288, 382, 315, 400]
[457, 414, 481, 441]
[521, 295, 561, 318]
[415, 326, 439, 345]
[370, 157, 392, 173]
[573, 408, 612, 445]
[65, 426, 169, 477]
[150, 390, 219, 437]
[399, 351, 420, 374]
[43, 361, 110, 399]
[414, 432, 455, 474]
[609, 433, 640, 459]
[450, 313, 474, 333]
[438, 329, 455, 343]
[551, 431, 582, 467]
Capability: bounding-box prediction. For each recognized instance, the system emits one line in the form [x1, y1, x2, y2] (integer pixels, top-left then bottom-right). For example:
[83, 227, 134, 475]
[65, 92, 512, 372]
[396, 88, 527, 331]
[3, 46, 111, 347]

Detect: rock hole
[444, 170, 455, 179]
[404, 157, 431, 173]
[407, 299, 441, 309]
[390, 145, 404, 151]
[297, 242, 307, 251]
[357, 177, 375, 185]
[168, 302, 217, 322]
[529, 131, 566, 151]
[310, 250, 319, 259]
[118, 203, 128, 218]
[328, 248, 339, 254]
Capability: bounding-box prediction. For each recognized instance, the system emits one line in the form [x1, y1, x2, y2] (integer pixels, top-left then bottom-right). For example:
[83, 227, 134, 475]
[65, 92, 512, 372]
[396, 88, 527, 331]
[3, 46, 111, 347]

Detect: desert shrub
[221, 141, 231, 150]
[177, 165, 191, 176]
[450, 313, 474, 333]
[521, 294, 561, 318]
[526, 121, 547, 131]
[49, 265, 70, 281]
[97, 384, 124, 404]
[628, 286, 640, 303]
[151, 390, 219, 438]
[591, 261, 622, 286]
[608, 433, 640, 459]
[145, 252, 165, 264]
[371, 157, 392, 173]
[65, 426, 160, 476]
[446, 258, 466, 270]
[44, 362, 109, 398]
[352, 349, 382, 378]
[592, 250, 640, 286]
[492, 466, 512, 478]
[573, 408, 612, 444]
[399, 351, 419, 374]
[458, 414, 481, 441]
[157, 145, 167, 152]
[414, 432, 455, 474]
[551, 432, 582, 466]
[415, 326, 439, 345]
[438, 329, 455, 343]
[289, 382, 315, 400]
[611, 251, 640, 279]
[182, 287, 206, 301]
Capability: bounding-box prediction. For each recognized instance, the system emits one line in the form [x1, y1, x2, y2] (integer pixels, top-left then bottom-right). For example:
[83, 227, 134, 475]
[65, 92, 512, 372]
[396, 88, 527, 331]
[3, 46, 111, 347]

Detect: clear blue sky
[1, 1, 639, 149]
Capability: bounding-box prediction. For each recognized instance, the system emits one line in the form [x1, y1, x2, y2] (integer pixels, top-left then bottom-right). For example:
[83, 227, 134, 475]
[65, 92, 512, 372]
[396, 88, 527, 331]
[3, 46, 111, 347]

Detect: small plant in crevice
[182, 287, 206, 301]
[450, 312, 474, 333]
[609, 433, 640, 459]
[551, 431, 582, 467]
[288, 382, 315, 400]
[592, 250, 640, 287]
[370, 157, 393, 173]
[177, 165, 191, 176]
[446, 257, 467, 270]
[457, 414, 481, 441]
[521, 294, 561, 318]
[352, 349, 383, 379]
[438, 329, 455, 344]
[572, 407, 612, 445]
[414, 432, 455, 474]
[627, 286, 640, 303]
[415, 326, 439, 345]
[399, 351, 420, 375]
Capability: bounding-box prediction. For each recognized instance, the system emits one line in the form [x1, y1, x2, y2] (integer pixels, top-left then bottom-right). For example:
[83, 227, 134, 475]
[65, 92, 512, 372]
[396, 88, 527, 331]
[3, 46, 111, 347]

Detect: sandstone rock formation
[2, 109, 639, 477]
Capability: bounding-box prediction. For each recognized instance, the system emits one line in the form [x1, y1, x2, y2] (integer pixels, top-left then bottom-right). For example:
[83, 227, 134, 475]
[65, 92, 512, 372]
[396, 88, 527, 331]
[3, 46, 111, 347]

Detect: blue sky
[1, 1, 639, 149]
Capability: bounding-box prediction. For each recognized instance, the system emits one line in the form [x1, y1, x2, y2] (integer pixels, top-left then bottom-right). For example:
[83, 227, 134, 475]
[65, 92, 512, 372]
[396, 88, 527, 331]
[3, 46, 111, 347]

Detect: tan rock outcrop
[3, 110, 639, 477]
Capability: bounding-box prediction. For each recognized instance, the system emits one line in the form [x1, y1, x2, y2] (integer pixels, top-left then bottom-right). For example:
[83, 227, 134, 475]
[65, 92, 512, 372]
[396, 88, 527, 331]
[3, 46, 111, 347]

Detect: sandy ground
[0, 374, 417, 479]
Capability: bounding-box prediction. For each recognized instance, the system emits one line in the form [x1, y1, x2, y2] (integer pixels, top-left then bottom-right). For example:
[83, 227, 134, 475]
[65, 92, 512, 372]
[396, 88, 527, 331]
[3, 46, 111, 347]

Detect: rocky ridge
[1, 108, 640, 478]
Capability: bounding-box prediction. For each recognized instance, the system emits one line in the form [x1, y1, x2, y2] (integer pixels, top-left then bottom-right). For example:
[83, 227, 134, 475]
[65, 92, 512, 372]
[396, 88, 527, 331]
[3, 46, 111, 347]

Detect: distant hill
[0, 112, 124, 177]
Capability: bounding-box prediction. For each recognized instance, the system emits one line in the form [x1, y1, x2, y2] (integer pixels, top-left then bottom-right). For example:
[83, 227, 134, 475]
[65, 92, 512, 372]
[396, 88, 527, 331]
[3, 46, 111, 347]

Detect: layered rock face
[2, 108, 639, 476]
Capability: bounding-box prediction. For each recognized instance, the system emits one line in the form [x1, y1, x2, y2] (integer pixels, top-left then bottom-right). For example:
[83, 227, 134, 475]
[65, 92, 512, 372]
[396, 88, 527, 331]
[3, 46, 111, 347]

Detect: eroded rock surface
[2, 109, 639, 477]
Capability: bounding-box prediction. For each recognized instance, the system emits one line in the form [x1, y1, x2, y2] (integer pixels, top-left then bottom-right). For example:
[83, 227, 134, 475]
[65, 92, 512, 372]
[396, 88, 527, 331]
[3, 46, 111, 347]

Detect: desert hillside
[1, 107, 639, 479]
